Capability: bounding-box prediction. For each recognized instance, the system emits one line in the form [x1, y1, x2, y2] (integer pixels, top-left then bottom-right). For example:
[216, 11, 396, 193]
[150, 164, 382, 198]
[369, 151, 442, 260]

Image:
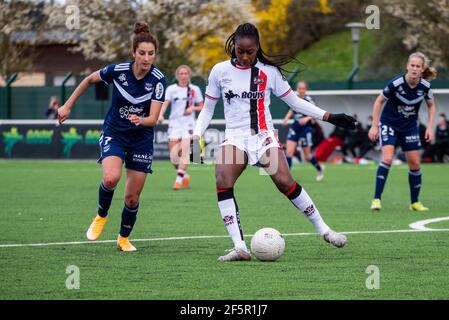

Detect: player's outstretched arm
[58, 71, 102, 124]
[280, 90, 356, 129]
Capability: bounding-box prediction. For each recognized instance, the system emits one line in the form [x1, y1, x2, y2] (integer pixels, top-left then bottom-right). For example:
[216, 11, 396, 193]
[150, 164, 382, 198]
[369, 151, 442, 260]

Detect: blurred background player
[193, 22, 357, 262]
[282, 81, 325, 181]
[368, 52, 436, 212]
[45, 95, 60, 119]
[158, 65, 204, 190]
[58, 21, 166, 251]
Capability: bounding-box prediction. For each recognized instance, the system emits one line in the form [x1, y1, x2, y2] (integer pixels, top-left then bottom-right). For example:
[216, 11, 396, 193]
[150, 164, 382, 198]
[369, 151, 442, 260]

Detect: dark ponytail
[225, 22, 297, 76]
[132, 21, 159, 52]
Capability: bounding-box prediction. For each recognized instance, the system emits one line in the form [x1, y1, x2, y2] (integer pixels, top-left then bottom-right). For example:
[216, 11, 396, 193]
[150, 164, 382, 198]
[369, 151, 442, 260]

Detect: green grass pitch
[0, 160, 448, 299]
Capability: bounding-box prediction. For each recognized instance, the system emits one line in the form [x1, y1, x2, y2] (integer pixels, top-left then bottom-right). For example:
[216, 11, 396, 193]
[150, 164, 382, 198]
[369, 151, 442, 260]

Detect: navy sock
[309, 156, 322, 172]
[286, 156, 292, 169]
[98, 182, 115, 218]
[374, 162, 390, 199]
[119, 203, 139, 237]
[409, 169, 422, 203]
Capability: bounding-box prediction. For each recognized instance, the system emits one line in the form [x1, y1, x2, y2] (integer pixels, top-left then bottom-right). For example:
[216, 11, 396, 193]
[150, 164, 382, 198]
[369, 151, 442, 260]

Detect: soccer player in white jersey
[58, 22, 166, 252]
[192, 23, 357, 262]
[158, 65, 204, 190]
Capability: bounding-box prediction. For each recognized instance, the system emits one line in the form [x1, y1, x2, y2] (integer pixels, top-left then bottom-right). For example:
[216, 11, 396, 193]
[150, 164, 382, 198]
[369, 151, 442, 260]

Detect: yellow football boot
[86, 215, 107, 241]
[409, 202, 429, 212]
[117, 235, 137, 252]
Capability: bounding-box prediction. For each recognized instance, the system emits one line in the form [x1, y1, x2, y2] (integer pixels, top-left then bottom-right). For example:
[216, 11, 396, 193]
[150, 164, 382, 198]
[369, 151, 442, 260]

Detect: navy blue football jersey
[293, 95, 316, 127]
[380, 75, 433, 131]
[99, 61, 166, 136]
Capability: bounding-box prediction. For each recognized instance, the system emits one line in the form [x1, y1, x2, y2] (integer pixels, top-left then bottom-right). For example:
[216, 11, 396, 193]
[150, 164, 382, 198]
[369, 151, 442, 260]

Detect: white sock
[176, 169, 185, 184]
[289, 187, 330, 236]
[218, 197, 248, 252]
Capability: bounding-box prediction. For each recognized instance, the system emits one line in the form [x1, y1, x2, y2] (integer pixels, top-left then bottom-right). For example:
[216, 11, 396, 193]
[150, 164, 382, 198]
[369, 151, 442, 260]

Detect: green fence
[1, 78, 448, 120]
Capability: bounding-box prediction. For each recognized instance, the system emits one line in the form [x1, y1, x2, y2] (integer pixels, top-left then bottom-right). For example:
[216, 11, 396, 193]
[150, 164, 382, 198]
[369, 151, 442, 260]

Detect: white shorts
[168, 121, 194, 140]
[219, 130, 282, 166]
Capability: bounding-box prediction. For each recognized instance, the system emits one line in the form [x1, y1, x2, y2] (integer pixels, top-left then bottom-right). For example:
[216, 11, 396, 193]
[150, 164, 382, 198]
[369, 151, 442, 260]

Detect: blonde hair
[408, 52, 437, 81]
[175, 65, 192, 81]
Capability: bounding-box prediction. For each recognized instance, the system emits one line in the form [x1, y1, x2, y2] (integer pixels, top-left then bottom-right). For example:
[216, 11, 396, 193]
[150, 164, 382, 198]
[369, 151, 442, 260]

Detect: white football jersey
[206, 59, 292, 135]
[165, 83, 204, 122]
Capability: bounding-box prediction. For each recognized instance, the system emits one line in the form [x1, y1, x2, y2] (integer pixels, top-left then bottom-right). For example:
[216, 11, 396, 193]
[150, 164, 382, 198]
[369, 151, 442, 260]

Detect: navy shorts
[287, 124, 313, 148]
[98, 132, 154, 174]
[379, 124, 421, 152]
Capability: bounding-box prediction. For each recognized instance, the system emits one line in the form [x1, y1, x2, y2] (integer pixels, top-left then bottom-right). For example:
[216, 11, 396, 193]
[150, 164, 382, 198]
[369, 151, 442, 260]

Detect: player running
[158, 65, 204, 190]
[58, 21, 166, 251]
[368, 52, 437, 212]
[192, 22, 357, 262]
[282, 81, 325, 181]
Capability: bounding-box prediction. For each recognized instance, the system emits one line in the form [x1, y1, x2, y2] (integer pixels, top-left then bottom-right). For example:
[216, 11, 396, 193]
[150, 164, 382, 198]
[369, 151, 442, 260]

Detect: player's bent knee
[103, 175, 120, 190]
[124, 195, 139, 208]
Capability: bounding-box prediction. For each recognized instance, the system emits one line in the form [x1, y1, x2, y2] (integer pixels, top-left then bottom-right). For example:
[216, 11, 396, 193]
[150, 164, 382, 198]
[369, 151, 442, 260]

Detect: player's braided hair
[225, 22, 297, 76]
[132, 21, 159, 52]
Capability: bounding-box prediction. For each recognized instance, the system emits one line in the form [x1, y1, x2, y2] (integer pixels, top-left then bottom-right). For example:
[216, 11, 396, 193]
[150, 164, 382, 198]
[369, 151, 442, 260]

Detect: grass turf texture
[0, 160, 448, 299]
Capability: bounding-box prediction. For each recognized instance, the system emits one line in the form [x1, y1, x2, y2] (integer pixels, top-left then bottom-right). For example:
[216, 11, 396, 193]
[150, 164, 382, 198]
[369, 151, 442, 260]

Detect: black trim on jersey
[250, 67, 259, 134]
[185, 85, 191, 110]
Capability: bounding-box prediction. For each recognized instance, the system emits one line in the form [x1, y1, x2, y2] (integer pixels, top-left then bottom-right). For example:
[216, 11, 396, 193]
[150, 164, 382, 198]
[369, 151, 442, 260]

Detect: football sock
[119, 203, 139, 237]
[286, 156, 292, 169]
[98, 182, 115, 218]
[374, 162, 390, 199]
[309, 156, 322, 172]
[176, 169, 185, 184]
[284, 182, 330, 236]
[217, 188, 248, 252]
[409, 168, 422, 203]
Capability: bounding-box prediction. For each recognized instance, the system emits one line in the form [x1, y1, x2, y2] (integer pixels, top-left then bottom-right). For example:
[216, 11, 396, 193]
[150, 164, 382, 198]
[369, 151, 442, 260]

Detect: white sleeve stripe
[152, 68, 164, 78]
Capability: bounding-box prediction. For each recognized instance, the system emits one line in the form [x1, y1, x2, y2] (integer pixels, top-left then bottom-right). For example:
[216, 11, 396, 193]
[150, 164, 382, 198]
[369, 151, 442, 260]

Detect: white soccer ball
[250, 227, 285, 261]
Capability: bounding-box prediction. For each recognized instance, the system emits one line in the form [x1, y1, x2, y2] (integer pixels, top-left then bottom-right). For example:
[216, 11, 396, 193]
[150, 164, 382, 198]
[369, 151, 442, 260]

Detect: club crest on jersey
[253, 76, 264, 86]
[145, 82, 153, 92]
[119, 73, 126, 82]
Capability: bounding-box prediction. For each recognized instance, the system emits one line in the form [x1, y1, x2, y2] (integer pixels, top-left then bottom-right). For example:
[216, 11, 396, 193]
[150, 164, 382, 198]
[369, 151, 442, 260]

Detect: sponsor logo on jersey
[223, 215, 234, 225]
[397, 105, 416, 118]
[417, 90, 423, 96]
[224, 90, 240, 104]
[118, 105, 144, 119]
[155, 82, 164, 99]
[241, 91, 264, 99]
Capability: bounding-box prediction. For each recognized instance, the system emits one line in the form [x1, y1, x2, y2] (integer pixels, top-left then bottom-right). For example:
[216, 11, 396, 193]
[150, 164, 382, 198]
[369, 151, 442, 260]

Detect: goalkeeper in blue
[192, 23, 357, 262]
[368, 52, 437, 212]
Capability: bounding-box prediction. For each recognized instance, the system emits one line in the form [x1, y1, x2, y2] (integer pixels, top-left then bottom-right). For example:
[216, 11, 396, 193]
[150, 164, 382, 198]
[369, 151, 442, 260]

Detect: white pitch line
[1, 228, 449, 248]
[409, 216, 449, 231]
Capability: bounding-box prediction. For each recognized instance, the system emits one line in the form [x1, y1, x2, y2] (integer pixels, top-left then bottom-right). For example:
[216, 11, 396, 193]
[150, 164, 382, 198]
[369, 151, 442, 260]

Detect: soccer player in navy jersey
[192, 23, 357, 262]
[368, 52, 437, 212]
[282, 81, 325, 181]
[58, 21, 166, 251]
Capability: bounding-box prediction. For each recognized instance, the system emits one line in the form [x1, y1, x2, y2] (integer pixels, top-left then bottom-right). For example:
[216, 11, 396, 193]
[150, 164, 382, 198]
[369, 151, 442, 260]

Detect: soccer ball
[250, 227, 285, 261]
